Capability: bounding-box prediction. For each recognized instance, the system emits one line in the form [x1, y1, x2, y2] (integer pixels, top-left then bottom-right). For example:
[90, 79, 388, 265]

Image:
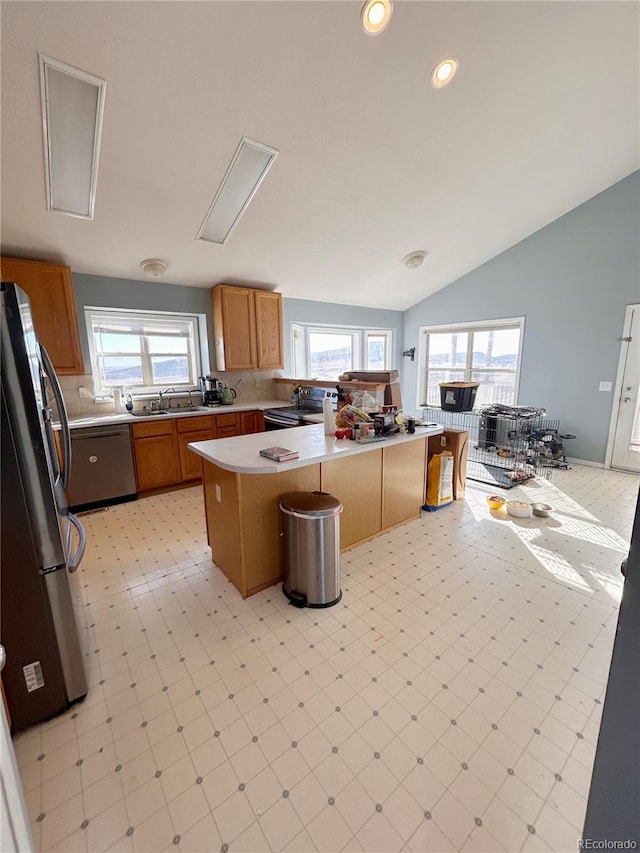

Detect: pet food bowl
[531, 503, 553, 518]
[486, 495, 506, 511]
[506, 500, 532, 518]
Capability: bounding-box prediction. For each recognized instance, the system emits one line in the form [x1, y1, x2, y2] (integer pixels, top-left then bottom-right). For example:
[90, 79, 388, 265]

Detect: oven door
[264, 412, 302, 430]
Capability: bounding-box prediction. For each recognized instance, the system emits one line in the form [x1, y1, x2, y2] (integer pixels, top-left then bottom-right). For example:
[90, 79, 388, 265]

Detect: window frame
[85, 306, 209, 396]
[417, 317, 525, 408]
[289, 322, 394, 378]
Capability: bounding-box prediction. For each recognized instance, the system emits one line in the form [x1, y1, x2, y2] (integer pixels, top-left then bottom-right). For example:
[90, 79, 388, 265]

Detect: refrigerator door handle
[40, 345, 72, 491]
[67, 513, 86, 572]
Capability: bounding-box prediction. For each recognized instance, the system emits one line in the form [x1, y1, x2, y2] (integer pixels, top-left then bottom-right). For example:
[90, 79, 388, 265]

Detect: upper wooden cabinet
[212, 284, 283, 371]
[254, 291, 284, 369]
[1, 257, 84, 375]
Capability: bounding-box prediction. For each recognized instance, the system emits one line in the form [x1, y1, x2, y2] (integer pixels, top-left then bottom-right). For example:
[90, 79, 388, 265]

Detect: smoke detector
[140, 258, 168, 279]
[402, 251, 427, 269]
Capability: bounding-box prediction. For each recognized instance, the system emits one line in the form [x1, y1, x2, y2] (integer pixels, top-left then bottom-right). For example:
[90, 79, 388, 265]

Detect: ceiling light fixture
[431, 57, 459, 88]
[140, 259, 168, 279]
[39, 54, 107, 219]
[361, 0, 393, 35]
[196, 137, 279, 245]
[402, 251, 427, 269]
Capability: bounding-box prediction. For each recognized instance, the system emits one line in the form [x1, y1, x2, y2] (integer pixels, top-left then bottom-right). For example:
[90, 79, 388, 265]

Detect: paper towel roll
[113, 388, 123, 413]
[323, 398, 334, 436]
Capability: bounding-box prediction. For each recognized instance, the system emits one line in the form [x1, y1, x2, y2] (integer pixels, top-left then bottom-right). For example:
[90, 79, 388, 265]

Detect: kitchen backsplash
[59, 371, 281, 418]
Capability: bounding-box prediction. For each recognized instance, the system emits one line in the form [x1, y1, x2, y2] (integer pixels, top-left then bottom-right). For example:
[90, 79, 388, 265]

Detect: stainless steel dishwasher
[68, 424, 137, 511]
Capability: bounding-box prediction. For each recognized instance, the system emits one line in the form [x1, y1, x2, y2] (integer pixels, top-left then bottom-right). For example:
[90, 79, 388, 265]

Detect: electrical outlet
[599, 381, 613, 392]
[78, 386, 89, 398]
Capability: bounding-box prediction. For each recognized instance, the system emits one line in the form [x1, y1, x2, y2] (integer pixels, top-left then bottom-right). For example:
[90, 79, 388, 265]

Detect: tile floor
[13, 465, 639, 853]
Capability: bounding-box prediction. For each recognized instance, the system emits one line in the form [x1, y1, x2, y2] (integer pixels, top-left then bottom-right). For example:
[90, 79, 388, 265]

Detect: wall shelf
[274, 377, 387, 391]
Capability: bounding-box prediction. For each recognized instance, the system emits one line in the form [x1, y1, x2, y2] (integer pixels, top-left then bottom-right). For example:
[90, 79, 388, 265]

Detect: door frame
[605, 303, 639, 470]
[1, 689, 34, 851]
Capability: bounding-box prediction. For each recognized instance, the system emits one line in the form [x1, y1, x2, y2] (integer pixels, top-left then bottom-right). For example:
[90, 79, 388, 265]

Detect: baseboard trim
[565, 457, 605, 469]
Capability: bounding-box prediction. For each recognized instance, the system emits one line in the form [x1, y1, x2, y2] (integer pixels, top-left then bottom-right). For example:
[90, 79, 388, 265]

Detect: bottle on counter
[125, 391, 133, 413]
[323, 397, 335, 436]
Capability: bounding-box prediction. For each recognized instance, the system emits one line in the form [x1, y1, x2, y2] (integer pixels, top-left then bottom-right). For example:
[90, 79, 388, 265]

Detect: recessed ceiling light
[402, 251, 427, 269]
[431, 57, 459, 88]
[361, 0, 393, 35]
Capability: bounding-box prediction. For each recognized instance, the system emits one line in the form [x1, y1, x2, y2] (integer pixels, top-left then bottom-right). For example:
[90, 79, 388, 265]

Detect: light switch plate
[599, 381, 613, 392]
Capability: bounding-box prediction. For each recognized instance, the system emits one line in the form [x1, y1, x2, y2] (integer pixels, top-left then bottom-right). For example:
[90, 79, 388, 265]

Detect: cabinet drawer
[131, 419, 175, 438]
[176, 415, 214, 433]
[216, 412, 239, 429]
[217, 425, 240, 438]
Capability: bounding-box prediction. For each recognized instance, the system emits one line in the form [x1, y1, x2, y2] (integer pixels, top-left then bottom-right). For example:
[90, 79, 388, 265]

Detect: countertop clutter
[189, 421, 442, 474]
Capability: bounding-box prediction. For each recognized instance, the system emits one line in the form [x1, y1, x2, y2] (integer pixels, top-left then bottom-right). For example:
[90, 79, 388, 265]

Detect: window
[85, 308, 207, 394]
[290, 324, 393, 378]
[418, 318, 524, 408]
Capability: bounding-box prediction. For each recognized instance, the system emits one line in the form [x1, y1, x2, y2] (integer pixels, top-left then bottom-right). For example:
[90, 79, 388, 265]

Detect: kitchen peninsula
[189, 422, 442, 597]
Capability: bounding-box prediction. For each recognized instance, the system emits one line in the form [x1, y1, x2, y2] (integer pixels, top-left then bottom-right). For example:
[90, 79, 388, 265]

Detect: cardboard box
[427, 428, 469, 499]
[340, 371, 402, 408]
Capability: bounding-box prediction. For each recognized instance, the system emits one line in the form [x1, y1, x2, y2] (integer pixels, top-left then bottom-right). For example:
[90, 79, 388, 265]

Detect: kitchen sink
[129, 410, 170, 417]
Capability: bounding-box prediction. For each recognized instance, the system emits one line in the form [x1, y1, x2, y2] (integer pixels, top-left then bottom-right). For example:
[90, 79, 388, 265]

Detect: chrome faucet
[159, 387, 176, 409]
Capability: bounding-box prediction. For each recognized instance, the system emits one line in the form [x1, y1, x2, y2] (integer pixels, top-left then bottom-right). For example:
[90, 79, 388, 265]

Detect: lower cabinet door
[133, 435, 180, 491]
[178, 430, 213, 481]
[240, 410, 264, 435]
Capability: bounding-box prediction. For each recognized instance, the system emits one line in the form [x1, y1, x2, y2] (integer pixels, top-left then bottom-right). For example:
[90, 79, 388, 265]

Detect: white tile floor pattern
[13, 466, 639, 853]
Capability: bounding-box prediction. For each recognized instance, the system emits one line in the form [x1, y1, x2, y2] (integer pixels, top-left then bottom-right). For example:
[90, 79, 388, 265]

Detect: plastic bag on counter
[426, 451, 454, 508]
[348, 391, 379, 412]
[335, 404, 373, 428]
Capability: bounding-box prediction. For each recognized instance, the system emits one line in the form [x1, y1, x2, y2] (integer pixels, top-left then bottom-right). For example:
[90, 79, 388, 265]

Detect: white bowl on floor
[506, 500, 532, 518]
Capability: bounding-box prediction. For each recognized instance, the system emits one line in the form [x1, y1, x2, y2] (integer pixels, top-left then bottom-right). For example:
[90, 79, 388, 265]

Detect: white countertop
[61, 400, 290, 431]
[189, 422, 443, 474]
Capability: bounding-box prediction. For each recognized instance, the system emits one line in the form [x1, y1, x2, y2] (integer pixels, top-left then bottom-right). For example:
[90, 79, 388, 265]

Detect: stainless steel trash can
[279, 491, 342, 608]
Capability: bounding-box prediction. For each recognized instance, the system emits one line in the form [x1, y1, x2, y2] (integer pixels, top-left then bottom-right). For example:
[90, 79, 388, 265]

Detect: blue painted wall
[73, 273, 214, 372]
[281, 298, 404, 376]
[402, 171, 640, 463]
[72, 275, 404, 378]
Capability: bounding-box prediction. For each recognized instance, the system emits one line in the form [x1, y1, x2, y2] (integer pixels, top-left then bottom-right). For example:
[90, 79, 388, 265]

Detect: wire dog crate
[422, 406, 563, 489]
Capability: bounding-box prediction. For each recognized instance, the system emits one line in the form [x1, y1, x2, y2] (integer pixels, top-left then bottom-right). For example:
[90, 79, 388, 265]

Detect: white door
[610, 305, 640, 472]
[0, 646, 34, 852]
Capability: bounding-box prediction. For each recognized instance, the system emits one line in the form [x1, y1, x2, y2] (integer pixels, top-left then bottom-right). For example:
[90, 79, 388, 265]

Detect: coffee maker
[199, 375, 223, 406]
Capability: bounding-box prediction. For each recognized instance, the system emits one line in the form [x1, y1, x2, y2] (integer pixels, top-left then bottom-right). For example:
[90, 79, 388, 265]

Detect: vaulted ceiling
[1, 1, 638, 310]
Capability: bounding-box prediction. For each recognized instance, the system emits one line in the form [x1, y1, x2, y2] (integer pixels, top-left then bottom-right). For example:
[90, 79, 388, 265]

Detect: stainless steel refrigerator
[1, 282, 88, 732]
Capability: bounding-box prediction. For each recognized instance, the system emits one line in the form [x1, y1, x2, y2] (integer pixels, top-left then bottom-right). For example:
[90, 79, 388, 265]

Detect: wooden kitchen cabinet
[212, 284, 283, 370]
[0, 256, 84, 375]
[179, 429, 214, 481]
[131, 410, 263, 493]
[254, 290, 284, 369]
[176, 415, 215, 482]
[240, 410, 264, 435]
[215, 411, 241, 438]
[131, 420, 180, 491]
